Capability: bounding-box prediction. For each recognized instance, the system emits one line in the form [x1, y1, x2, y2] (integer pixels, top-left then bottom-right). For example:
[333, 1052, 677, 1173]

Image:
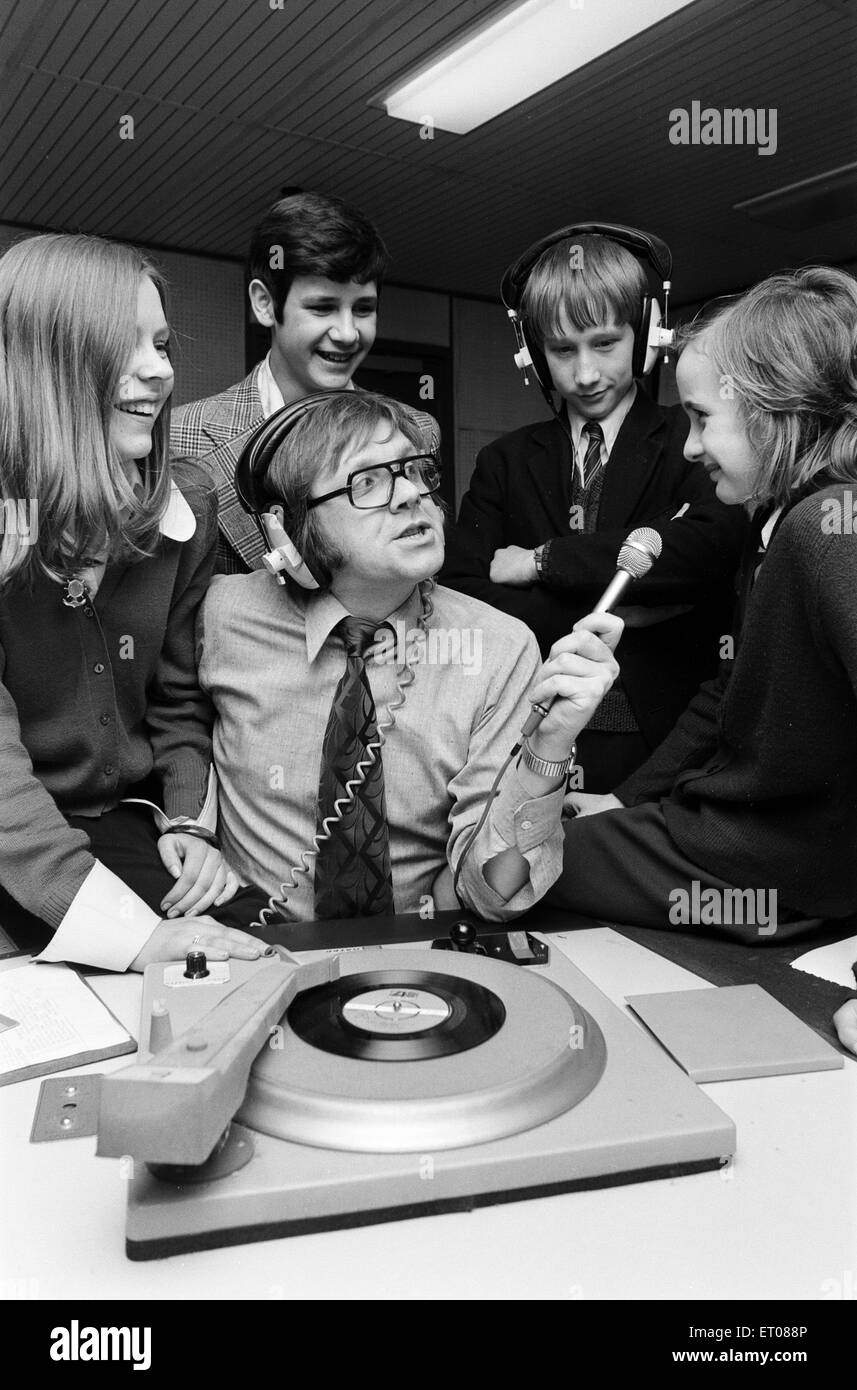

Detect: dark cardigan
[0, 475, 217, 928]
[616, 482, 857, 918]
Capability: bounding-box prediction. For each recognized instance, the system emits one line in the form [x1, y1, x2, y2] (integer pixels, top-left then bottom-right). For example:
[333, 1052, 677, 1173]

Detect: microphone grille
[617, 526, 663, 578]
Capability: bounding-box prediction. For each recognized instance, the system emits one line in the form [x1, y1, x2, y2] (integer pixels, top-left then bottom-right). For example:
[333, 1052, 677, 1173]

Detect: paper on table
[0, 962, 132, 1079]
[790, 935, 857, 990]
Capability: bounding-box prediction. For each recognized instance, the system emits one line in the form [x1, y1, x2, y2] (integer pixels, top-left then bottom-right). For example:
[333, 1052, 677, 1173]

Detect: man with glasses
[197, 393, 621, 924]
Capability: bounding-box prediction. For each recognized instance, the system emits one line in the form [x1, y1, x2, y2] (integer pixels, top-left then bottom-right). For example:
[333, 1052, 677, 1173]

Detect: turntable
[97, 932, 735, 1260]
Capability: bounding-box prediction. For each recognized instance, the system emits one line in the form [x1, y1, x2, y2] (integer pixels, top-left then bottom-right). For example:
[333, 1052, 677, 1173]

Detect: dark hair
[248, 192, 390, 320]
[265, 393, 425, 591]
[521, 234, 648, 344]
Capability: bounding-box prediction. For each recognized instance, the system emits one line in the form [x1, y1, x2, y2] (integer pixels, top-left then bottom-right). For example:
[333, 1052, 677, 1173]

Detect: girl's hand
[157, 832, 239, 918]
[130, 916, 265, 973]
[566, 791, 625, 817]
[526, 613, 623, 761]
[833, 999, 857, 1056]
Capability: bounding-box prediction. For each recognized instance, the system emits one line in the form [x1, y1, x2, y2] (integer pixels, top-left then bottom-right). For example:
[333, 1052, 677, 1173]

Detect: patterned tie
[313, 617, 395, 919]
[580, 420, 605, 493]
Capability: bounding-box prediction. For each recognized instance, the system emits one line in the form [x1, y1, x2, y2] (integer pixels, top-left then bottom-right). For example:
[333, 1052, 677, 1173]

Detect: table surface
[1, 924, 855, 1302]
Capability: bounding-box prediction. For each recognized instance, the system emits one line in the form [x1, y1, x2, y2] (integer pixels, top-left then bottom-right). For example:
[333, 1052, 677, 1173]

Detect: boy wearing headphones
[198, 392, 621, 924]
[441, 227, 746, 792]
[172, 191, 438, 574]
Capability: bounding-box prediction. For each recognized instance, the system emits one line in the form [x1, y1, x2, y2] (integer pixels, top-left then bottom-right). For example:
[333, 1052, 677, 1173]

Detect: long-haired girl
[0, 234, 263, 970]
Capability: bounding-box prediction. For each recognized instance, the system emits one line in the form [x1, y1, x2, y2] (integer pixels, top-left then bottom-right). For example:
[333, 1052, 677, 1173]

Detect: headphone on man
[500, 221, 675, 407]
[233, 391, 351, 589]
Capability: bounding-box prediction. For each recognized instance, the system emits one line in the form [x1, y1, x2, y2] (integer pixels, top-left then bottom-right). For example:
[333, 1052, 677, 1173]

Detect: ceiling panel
[1, 0, 854, 305]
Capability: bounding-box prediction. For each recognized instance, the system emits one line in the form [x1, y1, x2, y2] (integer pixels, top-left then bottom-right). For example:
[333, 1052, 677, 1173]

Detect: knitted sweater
[616, 482, 857, 917]
[0, 474, 217, 929]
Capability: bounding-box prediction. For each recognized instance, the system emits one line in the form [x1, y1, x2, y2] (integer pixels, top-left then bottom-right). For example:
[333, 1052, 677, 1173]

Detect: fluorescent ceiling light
[733, 163, 857, 231]
[377, 0, 698, 134]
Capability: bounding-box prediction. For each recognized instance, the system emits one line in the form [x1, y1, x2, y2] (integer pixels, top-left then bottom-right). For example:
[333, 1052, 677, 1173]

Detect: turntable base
[124, 944, 734, 1260]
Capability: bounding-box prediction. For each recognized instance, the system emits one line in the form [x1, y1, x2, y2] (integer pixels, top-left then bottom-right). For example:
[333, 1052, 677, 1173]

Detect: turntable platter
[239, 949, 606, 1153]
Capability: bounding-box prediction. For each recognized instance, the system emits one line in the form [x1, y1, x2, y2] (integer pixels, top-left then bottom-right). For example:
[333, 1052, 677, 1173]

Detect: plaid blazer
[171, 365, 441, 574]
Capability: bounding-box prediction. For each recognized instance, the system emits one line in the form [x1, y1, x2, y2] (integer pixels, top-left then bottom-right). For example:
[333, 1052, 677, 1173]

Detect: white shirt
[257, 353, 286, 418]
[257, 353, 357, 418]
[566, 383, 637, 486]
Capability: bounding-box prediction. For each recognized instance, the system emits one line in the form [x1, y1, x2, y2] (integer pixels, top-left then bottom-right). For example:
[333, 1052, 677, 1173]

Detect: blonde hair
[521, 234, 648, 343]
[679, 266, 857, 509]
[266, 392, 426, 590]
[0, 233, 173, 586]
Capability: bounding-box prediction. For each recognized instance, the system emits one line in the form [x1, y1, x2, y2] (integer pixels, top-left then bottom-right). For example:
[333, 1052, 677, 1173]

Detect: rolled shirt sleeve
[446, 629, 566, 918]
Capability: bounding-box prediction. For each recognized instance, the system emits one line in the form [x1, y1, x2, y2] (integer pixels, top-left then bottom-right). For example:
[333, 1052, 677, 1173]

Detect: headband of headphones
[500, 221, 674, 400]
[234, 391, 352, 588]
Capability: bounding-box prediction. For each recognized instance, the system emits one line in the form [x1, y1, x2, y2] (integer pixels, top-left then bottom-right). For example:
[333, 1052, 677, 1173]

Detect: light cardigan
[0, 473, 218, 969]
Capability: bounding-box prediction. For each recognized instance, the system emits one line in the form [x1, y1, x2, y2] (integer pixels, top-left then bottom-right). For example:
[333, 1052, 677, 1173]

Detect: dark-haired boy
[172, 192, 438, 573]
[442, 232, 746, 791]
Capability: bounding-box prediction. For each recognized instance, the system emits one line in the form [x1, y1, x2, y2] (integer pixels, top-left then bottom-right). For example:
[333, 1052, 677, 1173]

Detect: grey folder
[625, 984, 844, 1081]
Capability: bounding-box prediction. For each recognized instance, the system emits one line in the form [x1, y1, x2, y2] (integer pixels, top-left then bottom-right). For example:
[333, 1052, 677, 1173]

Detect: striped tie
[313, 617, 395, 919]
[580, 420, 604, 492]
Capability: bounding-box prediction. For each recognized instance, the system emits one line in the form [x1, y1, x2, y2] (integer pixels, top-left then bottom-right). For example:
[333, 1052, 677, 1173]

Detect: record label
[341, 987, 451, 1034]
[287, 968, 506, 1060]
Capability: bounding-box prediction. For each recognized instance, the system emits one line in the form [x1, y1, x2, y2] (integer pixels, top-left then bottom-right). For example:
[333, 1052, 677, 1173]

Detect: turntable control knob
[449, 920, 478, 952]
[184, 950, 210, 980]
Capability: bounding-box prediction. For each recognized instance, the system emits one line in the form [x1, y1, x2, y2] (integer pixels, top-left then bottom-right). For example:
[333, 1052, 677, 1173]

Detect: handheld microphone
[520, 526, 663, 739]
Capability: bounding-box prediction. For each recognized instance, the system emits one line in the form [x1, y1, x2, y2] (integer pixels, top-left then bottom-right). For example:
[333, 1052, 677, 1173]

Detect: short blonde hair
[265, 393, 427, 590]
[521, 234, 647, 343]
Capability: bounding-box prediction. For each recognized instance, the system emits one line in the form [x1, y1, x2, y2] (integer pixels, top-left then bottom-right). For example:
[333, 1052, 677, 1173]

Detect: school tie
[737, 506, 773, 627]
[580, 420, 605, 493]
[313, 617, 395, 919]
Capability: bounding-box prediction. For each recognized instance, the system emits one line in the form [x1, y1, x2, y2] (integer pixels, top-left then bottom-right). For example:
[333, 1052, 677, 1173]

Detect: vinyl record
[241, 949, 607, 1153]
[287, 968, 505, 1060]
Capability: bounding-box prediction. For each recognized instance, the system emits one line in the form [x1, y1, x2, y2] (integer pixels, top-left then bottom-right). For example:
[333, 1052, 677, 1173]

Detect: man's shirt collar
[304, 585, 424, 664]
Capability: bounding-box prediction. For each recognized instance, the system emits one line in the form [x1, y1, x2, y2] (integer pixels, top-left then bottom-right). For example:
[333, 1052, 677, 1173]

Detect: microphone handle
[520, 568, 634, 737]
[592, 567, 634, 614]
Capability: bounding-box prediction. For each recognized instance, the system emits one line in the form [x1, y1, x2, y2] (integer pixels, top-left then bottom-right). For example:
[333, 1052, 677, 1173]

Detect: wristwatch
[521, 737, 576, 780]
[533, 542, 549, 581]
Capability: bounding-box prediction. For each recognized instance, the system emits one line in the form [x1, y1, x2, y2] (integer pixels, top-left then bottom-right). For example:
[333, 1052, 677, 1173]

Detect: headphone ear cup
[523, 325, 554, 394]
[233, 392, 343, 587]
[632, 296, 658, 377]
[260, 510, 320, 589]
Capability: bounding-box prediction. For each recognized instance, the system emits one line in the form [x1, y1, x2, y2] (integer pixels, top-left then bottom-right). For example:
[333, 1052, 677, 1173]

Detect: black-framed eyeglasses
[306, 454, 442, 511]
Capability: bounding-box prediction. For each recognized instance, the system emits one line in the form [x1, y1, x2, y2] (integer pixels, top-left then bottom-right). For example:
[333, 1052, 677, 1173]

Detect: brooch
[62, 576, 90, 608]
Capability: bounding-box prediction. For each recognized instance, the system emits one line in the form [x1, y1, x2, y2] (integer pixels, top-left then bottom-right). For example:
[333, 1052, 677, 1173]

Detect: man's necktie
[313, 616, 395, 919]
[580, 420, 605, 493]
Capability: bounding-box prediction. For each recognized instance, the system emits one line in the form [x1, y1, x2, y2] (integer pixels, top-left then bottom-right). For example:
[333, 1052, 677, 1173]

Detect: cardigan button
[93, 662, 105, 674]
[99, 712, 111, 725]
[103, 764, 115, 776]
